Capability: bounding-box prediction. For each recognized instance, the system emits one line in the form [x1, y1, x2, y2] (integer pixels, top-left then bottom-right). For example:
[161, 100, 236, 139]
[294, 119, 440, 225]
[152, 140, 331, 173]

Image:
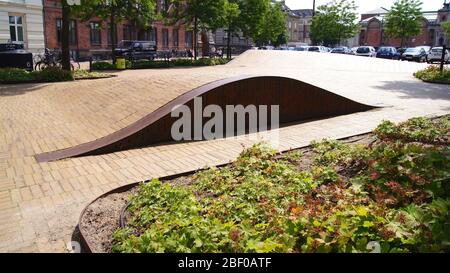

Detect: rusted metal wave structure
[35, 75, 377, 162]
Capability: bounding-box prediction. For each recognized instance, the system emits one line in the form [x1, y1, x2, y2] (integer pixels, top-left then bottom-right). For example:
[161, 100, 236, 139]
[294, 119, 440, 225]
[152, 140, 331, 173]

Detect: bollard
[440, 45, 447, 73]
[89, 57, 92, 72]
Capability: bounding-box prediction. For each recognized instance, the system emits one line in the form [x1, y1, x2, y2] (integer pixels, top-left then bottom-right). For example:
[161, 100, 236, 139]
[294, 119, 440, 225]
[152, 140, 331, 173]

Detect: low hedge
[414, 65, 450, 84]
[91, 58, 230, 71]
[0, 67, 112, 84]
[0, 67, 74, 84]
[91, 61, 117, 71]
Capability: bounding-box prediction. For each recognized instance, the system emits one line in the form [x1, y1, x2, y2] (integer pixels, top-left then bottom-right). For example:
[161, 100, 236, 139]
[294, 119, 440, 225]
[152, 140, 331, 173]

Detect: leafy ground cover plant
[113, 115, 449, 253]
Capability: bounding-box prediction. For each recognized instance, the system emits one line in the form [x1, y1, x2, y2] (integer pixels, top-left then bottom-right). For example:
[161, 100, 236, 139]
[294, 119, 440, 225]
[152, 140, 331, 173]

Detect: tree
[168, 0, 228, 60]
[221, 0, 240, 59]
[61, 1, 71, 71]
[219, 0, 271, 59]
[310, 0, 358, 46]
[384, 0, 423, 48]
[443, 22, 450, 40]
[75, 0, 156, 63]
[253, 1, 287, 46]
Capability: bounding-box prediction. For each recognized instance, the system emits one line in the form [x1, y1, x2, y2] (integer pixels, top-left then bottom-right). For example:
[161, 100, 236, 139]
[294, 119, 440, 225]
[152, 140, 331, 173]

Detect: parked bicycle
[34, 48, 80, 71]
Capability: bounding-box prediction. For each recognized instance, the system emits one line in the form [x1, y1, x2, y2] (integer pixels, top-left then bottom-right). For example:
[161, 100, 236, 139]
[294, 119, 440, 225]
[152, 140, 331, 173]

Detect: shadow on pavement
[373, 80, 450, 101]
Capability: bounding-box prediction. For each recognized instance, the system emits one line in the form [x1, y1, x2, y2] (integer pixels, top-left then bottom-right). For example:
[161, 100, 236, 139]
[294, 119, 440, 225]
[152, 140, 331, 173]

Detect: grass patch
[112, 115, 450, 253]
[73, 70, 115, 80]
[414, 65, 450, 84]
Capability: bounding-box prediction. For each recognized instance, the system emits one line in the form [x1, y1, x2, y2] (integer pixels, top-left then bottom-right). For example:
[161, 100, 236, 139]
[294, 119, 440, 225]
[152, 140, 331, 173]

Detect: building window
[185, 30, 193, 48]
[173, 29, 179, 47]
[123, 25, 134, 40]
[162, 28, 169, 48]
[138, 27, 157, 42]
[90, 22, 101, 45]
[9, 15, 24, 43]
[57, 19, 77, 45]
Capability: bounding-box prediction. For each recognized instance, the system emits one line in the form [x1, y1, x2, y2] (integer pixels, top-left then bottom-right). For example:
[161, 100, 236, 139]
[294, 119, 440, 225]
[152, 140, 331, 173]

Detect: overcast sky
[285, 0, 446, 14]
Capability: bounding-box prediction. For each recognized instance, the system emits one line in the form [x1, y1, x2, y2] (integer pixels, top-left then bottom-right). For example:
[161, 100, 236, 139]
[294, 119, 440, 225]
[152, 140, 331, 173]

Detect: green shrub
[91, 61, 116, 71]
[414, 65, 450, 84]
[131, 60, 173, 69]
[0, 67, 74, 83]
[0, 68, 34, 83]
[32, 67, 74, 82]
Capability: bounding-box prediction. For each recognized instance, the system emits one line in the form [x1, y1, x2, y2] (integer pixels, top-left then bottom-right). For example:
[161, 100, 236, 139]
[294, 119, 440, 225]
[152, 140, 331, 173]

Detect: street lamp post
[313, 0, 316, 16]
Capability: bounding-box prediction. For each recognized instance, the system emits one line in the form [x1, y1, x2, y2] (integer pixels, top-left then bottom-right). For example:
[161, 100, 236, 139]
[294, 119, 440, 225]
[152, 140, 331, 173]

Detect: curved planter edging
[78, 165, 228, 253]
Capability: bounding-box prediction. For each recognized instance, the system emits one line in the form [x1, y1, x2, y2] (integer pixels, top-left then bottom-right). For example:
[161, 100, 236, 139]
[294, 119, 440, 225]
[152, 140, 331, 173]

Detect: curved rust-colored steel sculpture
[35, 75, 377, 162]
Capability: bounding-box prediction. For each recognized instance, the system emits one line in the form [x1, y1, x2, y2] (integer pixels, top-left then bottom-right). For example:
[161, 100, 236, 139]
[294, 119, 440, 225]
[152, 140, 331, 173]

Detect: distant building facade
[43, 0, 191, 60]
[0, 0, 45, 53]
[212, 29, 252, 54]
[278, 1, 313, 46]
[359, 2, 450, 48]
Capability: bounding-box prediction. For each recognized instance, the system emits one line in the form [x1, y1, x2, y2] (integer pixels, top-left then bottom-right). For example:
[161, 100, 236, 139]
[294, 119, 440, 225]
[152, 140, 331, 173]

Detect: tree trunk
[61, 1, 71, 71]
[201, 30, 209, 58]
[227, 29, 231, 59]
[193, 16, 198, 60]
[110, 11, 117, 64]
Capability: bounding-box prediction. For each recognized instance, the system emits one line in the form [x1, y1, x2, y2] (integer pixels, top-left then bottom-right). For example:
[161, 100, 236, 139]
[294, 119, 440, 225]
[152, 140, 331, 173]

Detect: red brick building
[359, 2, 450, 48]
[43, 0, 193, 60]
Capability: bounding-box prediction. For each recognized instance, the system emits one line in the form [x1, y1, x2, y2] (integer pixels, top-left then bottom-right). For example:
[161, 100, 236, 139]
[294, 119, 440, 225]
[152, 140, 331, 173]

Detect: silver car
[427, 47, 450, 64]
[355, 46, 377, 57]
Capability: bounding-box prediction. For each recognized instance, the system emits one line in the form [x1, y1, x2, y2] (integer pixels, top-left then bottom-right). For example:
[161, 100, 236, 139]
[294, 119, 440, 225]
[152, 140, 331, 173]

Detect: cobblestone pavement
[0, 51, 449, 252]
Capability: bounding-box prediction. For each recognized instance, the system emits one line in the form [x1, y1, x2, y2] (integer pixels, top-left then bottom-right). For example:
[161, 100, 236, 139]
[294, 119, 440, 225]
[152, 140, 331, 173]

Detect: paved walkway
[0, 51, 449, 252]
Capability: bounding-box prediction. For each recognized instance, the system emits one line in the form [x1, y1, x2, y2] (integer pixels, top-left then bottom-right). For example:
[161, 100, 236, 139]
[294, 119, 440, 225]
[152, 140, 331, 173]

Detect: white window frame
[9, 15, 24, 44]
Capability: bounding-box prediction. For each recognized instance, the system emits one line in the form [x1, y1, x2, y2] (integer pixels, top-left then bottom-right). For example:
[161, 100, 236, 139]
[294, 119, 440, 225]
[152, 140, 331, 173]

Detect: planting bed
[79, 116, 449, 253]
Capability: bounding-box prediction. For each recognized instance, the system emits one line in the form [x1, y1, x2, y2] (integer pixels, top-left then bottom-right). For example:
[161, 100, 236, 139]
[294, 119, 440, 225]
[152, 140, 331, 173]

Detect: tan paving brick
[0, 51, 449, 252]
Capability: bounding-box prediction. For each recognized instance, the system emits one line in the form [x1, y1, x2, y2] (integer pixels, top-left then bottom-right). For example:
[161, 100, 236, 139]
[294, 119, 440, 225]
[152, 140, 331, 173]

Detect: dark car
[0, 43, 33, 71]
[114, 40, 157, 61]
[401, 47, 427, 62]
[376, 47, 398, 60]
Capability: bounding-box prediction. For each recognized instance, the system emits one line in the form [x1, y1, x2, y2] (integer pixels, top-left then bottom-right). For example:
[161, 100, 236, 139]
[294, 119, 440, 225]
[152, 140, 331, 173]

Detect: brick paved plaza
[0, 51, 449, 252]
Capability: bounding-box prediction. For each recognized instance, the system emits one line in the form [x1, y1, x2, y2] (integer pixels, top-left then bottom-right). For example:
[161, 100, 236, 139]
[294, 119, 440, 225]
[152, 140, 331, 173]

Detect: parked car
[330, 47, 351, 54]
[294, 46, 309, 51]
[355, 46, 377, 57]
[401, 47, 427, 62]
[0, 43, 33, 71]
[308, 46, 328, 53]
[114, 40, 157, 61]
[350, 47, 359, 55]
[376, 47, 398, 59]
[427, 47, 450, 64]
[258, 45, 275, 50]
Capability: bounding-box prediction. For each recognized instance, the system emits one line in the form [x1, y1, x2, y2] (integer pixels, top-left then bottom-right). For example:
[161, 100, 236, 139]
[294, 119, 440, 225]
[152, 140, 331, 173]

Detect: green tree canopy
[384, 0, 423, 48]
[442, 21, 450, 40]
[168, 0, 228, 59]
[253, 1, 287, 46]
[310, 0, 359, 46]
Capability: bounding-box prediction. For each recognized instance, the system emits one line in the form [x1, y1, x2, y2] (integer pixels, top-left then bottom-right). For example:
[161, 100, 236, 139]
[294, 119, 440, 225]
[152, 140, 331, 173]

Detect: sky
[285, 0, 447, 15]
